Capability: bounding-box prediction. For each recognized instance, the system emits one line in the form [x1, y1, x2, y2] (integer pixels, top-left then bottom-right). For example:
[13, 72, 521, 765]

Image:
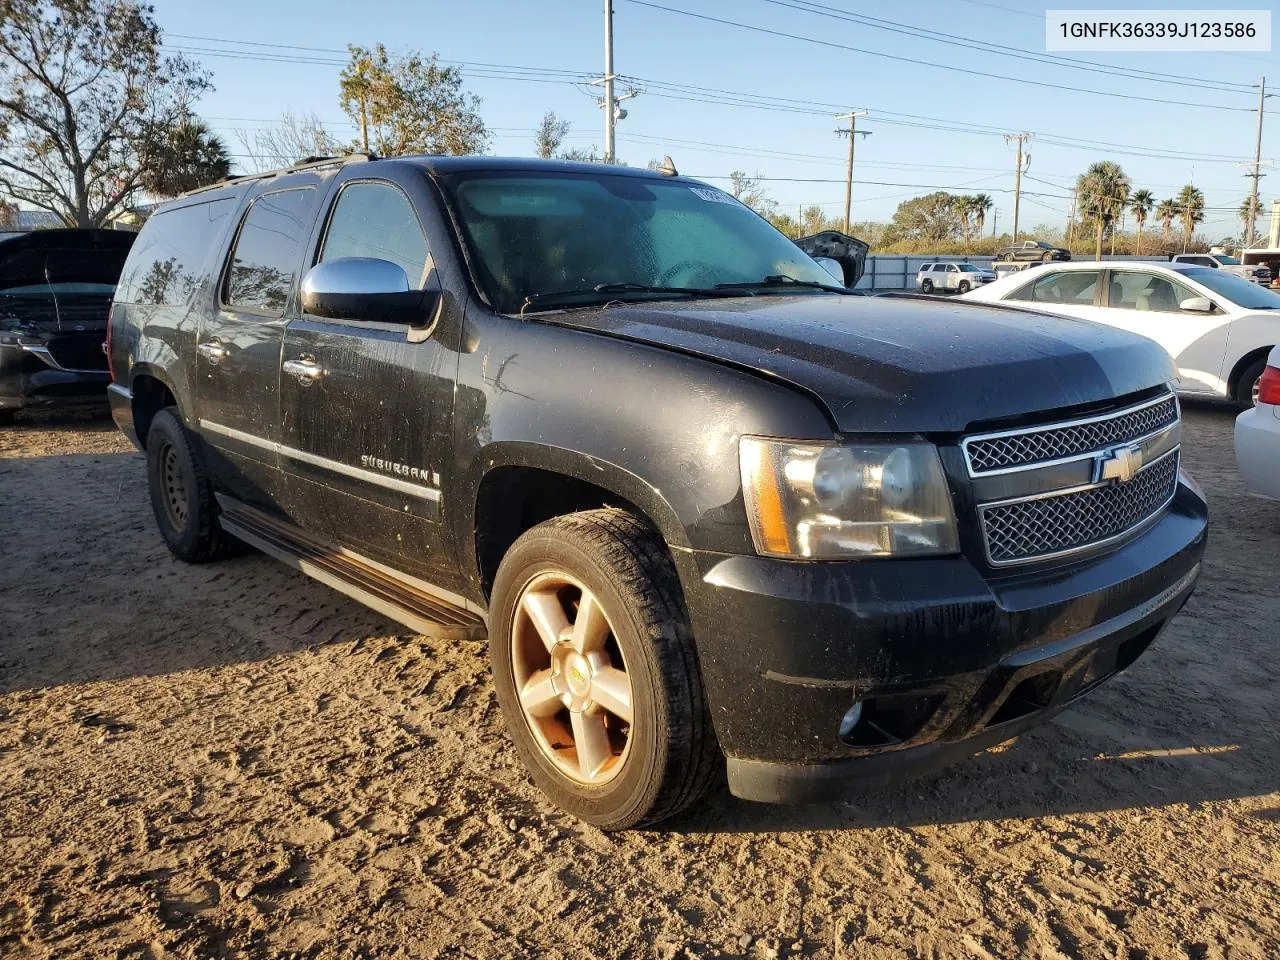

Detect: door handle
[283, 357, 327, 385]
[197, 340, 228, 363]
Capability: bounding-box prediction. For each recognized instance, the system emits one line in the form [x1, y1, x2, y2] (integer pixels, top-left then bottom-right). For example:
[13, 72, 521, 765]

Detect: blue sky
[152, 0, 1278, 239]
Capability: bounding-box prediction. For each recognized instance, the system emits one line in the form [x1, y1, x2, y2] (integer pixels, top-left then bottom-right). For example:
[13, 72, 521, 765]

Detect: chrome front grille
[980, 450, 1179, 565]
[963, 393, 1179, 475]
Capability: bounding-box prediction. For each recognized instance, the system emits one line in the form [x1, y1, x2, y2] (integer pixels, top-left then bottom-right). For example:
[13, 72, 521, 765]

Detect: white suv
[916, 262, 996, 294]
[1171, 252, 1271, 285]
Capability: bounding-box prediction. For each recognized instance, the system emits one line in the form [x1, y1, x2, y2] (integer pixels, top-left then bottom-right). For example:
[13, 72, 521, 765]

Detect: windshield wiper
[714, 274, 853, 295]
[520, 282, 741, 313]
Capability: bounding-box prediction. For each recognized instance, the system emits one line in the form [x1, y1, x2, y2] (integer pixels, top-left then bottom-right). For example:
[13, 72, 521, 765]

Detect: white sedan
[1235, 345, 1280, 500]
[963, 260, 1280, 408]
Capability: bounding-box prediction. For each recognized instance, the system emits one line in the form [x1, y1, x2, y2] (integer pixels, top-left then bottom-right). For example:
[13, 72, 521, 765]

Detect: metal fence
[854, 254, 1171, 292]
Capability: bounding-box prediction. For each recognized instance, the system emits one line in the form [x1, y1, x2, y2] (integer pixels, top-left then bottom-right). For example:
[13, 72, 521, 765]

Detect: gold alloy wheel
[510, 572, 634, 785]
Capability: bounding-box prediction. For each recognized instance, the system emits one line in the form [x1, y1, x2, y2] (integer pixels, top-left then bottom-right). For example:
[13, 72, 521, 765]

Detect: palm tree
[142, 119, 233, 198]
[1129, 189, 1154, 255]
[1156, 198, 1178, 241]
[1076, 161, 1131, 261]
[1176, 184, 1206, 252]
[970, 194, 994, 236]
[1240, 195, 1261, 244]
[953, 196, 974, 249]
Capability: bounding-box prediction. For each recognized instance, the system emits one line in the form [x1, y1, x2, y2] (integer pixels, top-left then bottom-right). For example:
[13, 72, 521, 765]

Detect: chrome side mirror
[814, 257, 845, 283]
[301, 257, 437, 325]
[1178, 296, 1214, 314]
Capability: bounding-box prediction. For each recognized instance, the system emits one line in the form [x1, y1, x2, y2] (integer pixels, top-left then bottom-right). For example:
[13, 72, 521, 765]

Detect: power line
[757, 0, 1257, 93]
[622, 0, 1256, 112]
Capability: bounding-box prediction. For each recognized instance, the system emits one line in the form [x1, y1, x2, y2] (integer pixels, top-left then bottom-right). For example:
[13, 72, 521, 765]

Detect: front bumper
[0, 339, 109, 412]
[675, 481, 1207, 804]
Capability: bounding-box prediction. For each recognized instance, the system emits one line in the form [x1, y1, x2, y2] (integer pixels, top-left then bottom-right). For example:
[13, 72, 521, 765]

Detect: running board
[216, 498, 487, 641]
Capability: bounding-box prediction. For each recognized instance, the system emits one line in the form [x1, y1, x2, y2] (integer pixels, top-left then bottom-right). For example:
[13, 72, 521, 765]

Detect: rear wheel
[1236, 356, 1269, 410]
[957, 280, 971, 294]
[489, 509, 720, 829]
[146, 407, 238, 563]
[1041, 251, 1054, 262]
[921, 279, 934, 294]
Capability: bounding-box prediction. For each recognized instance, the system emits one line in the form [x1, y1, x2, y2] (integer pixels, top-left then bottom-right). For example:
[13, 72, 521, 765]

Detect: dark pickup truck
[107, 155, 1207, 829]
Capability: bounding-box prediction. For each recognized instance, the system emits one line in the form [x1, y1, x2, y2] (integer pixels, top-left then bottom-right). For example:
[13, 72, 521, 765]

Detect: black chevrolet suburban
[107, 155, 1207, 829]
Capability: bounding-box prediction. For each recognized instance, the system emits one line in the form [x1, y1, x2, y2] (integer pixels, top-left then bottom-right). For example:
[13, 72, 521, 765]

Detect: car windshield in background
[1215, 255, 1242, 265]
[1183, 268, 1280, 309]
[440, 171, 837, 313]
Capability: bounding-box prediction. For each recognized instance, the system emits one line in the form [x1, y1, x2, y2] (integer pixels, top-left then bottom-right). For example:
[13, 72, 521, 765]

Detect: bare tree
[235, 111, 342, 173]
[0, 0, 210, 226]
[535, 111, 571, 159]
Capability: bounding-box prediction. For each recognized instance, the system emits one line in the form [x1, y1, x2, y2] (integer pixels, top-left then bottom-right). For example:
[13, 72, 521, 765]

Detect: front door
[195, 186, 319, 511]
[279, 176, 459, 586]
[1098, 270, 1230, 395]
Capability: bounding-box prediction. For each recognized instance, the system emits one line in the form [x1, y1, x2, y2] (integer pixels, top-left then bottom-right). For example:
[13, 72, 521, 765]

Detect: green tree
[534, 111, 571, 160]
[1176, 184, 1205, 252]
[1129, 189, 1155, 255]
[141, 119, 231, 198]
[1076, 161, 1131, 261]
[953, 196, 975, 249]
[1239, 195, 1260, 244]
[883, 192, 961, 246]
[340, 44, 488, 157]
[0, 0, 211, 226]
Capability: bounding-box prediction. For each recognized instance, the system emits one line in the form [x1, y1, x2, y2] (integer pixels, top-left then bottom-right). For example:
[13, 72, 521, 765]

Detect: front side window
[319, 181, 430, 286]
[224, 188, 314, 316]
[1008, 270, 1100, 306]
[440, 171, 837, 313]
[1107, 271, 1197, 312]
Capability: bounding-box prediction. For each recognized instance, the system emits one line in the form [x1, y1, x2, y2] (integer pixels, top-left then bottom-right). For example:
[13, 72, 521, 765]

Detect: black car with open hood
[0, 228, 136, 423]
[105, 156, 1206, 828]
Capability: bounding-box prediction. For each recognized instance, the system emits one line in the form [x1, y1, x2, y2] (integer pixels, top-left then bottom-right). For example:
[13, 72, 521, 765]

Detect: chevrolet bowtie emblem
[1095, 443, 1144, 484]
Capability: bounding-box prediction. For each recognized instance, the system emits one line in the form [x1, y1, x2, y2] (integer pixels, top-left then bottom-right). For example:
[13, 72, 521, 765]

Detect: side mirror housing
[1178, 296, 1214, 313]
[301, 258, 438, 326]
[813, 257, 845, 283]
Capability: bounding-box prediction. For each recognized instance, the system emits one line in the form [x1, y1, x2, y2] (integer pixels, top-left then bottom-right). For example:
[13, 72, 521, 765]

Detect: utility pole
[835, 110, 869, 234]
[1245, 76, 1267, 248]
[1065, 184, 1078, 251]
[595, 0, 637, 165]
[990, 207, 998, 237]
[1005, 133, 1031, 243]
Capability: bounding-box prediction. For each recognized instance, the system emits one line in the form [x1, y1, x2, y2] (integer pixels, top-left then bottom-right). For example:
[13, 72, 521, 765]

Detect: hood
[544, 293, 1174, 433]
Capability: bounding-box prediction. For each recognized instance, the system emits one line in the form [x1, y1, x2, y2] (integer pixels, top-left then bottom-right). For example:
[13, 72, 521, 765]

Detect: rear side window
[224, 188, 315, 316]
[117, 197, 236, 305]
[1008, 270, 1100, 305]
[319, 181, 430, 286]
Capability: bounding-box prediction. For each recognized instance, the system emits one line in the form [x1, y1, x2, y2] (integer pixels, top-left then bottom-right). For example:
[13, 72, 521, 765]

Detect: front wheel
[489, 509, 720, 829]
[920, 279, 934, 294]
[957, 280, 971, 294]
[1236, 356, 1269, 409]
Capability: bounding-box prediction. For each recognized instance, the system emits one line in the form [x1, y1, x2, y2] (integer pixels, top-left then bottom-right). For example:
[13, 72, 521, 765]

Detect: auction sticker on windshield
[1047, 10, 1270, 51]
[689, 187, 740, 206]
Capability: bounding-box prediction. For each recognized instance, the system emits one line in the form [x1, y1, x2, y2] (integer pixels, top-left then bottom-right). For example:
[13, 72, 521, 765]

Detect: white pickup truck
[1171, 252, 1271, 285]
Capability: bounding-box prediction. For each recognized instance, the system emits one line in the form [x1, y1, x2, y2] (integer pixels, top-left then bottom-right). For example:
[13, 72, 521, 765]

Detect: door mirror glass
[813, 257, 844, 283]
[301, 257, 437, 325]
[1178, 295, 1214, 313]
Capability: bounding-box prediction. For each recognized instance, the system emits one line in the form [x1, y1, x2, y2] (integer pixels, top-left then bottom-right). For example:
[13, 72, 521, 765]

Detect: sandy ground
[1, 403, 1278, 960]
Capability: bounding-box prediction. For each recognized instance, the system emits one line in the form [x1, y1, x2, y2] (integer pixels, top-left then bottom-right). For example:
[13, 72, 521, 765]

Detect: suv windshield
[440, 171, 837, 313]
[1183, 267, 1280, 308]
[1212, 254, 1241, 265]
[958, 264, 980, 272]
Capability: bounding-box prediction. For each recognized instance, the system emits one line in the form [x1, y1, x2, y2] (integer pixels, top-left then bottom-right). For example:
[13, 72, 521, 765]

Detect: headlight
[739, 437, 959, 559]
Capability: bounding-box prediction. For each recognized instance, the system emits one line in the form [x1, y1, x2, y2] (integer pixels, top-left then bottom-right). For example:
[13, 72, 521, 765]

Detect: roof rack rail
[179, 153, 378, 200]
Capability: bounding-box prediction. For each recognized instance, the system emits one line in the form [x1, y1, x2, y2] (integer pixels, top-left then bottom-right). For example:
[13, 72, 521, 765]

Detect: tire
[146, 407, 238, 563]
[957, 280, 971, 294]
[489, 508, 720, 829]
[1235, 355, 1269, 410]
[1041, 252, 1054, 262]
[921, 279, 934, 294]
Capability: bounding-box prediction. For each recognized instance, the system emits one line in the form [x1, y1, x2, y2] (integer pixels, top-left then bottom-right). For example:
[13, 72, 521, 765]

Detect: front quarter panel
[450, 304, 834, 587]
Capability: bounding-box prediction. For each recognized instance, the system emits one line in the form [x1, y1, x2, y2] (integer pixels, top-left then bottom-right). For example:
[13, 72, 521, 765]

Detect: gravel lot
[1, 404, 1278, 960]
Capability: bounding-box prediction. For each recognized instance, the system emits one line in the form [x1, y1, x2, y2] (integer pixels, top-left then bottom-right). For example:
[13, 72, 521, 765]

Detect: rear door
[195, 186, 319, 511]
[278, 173, 458, 585]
